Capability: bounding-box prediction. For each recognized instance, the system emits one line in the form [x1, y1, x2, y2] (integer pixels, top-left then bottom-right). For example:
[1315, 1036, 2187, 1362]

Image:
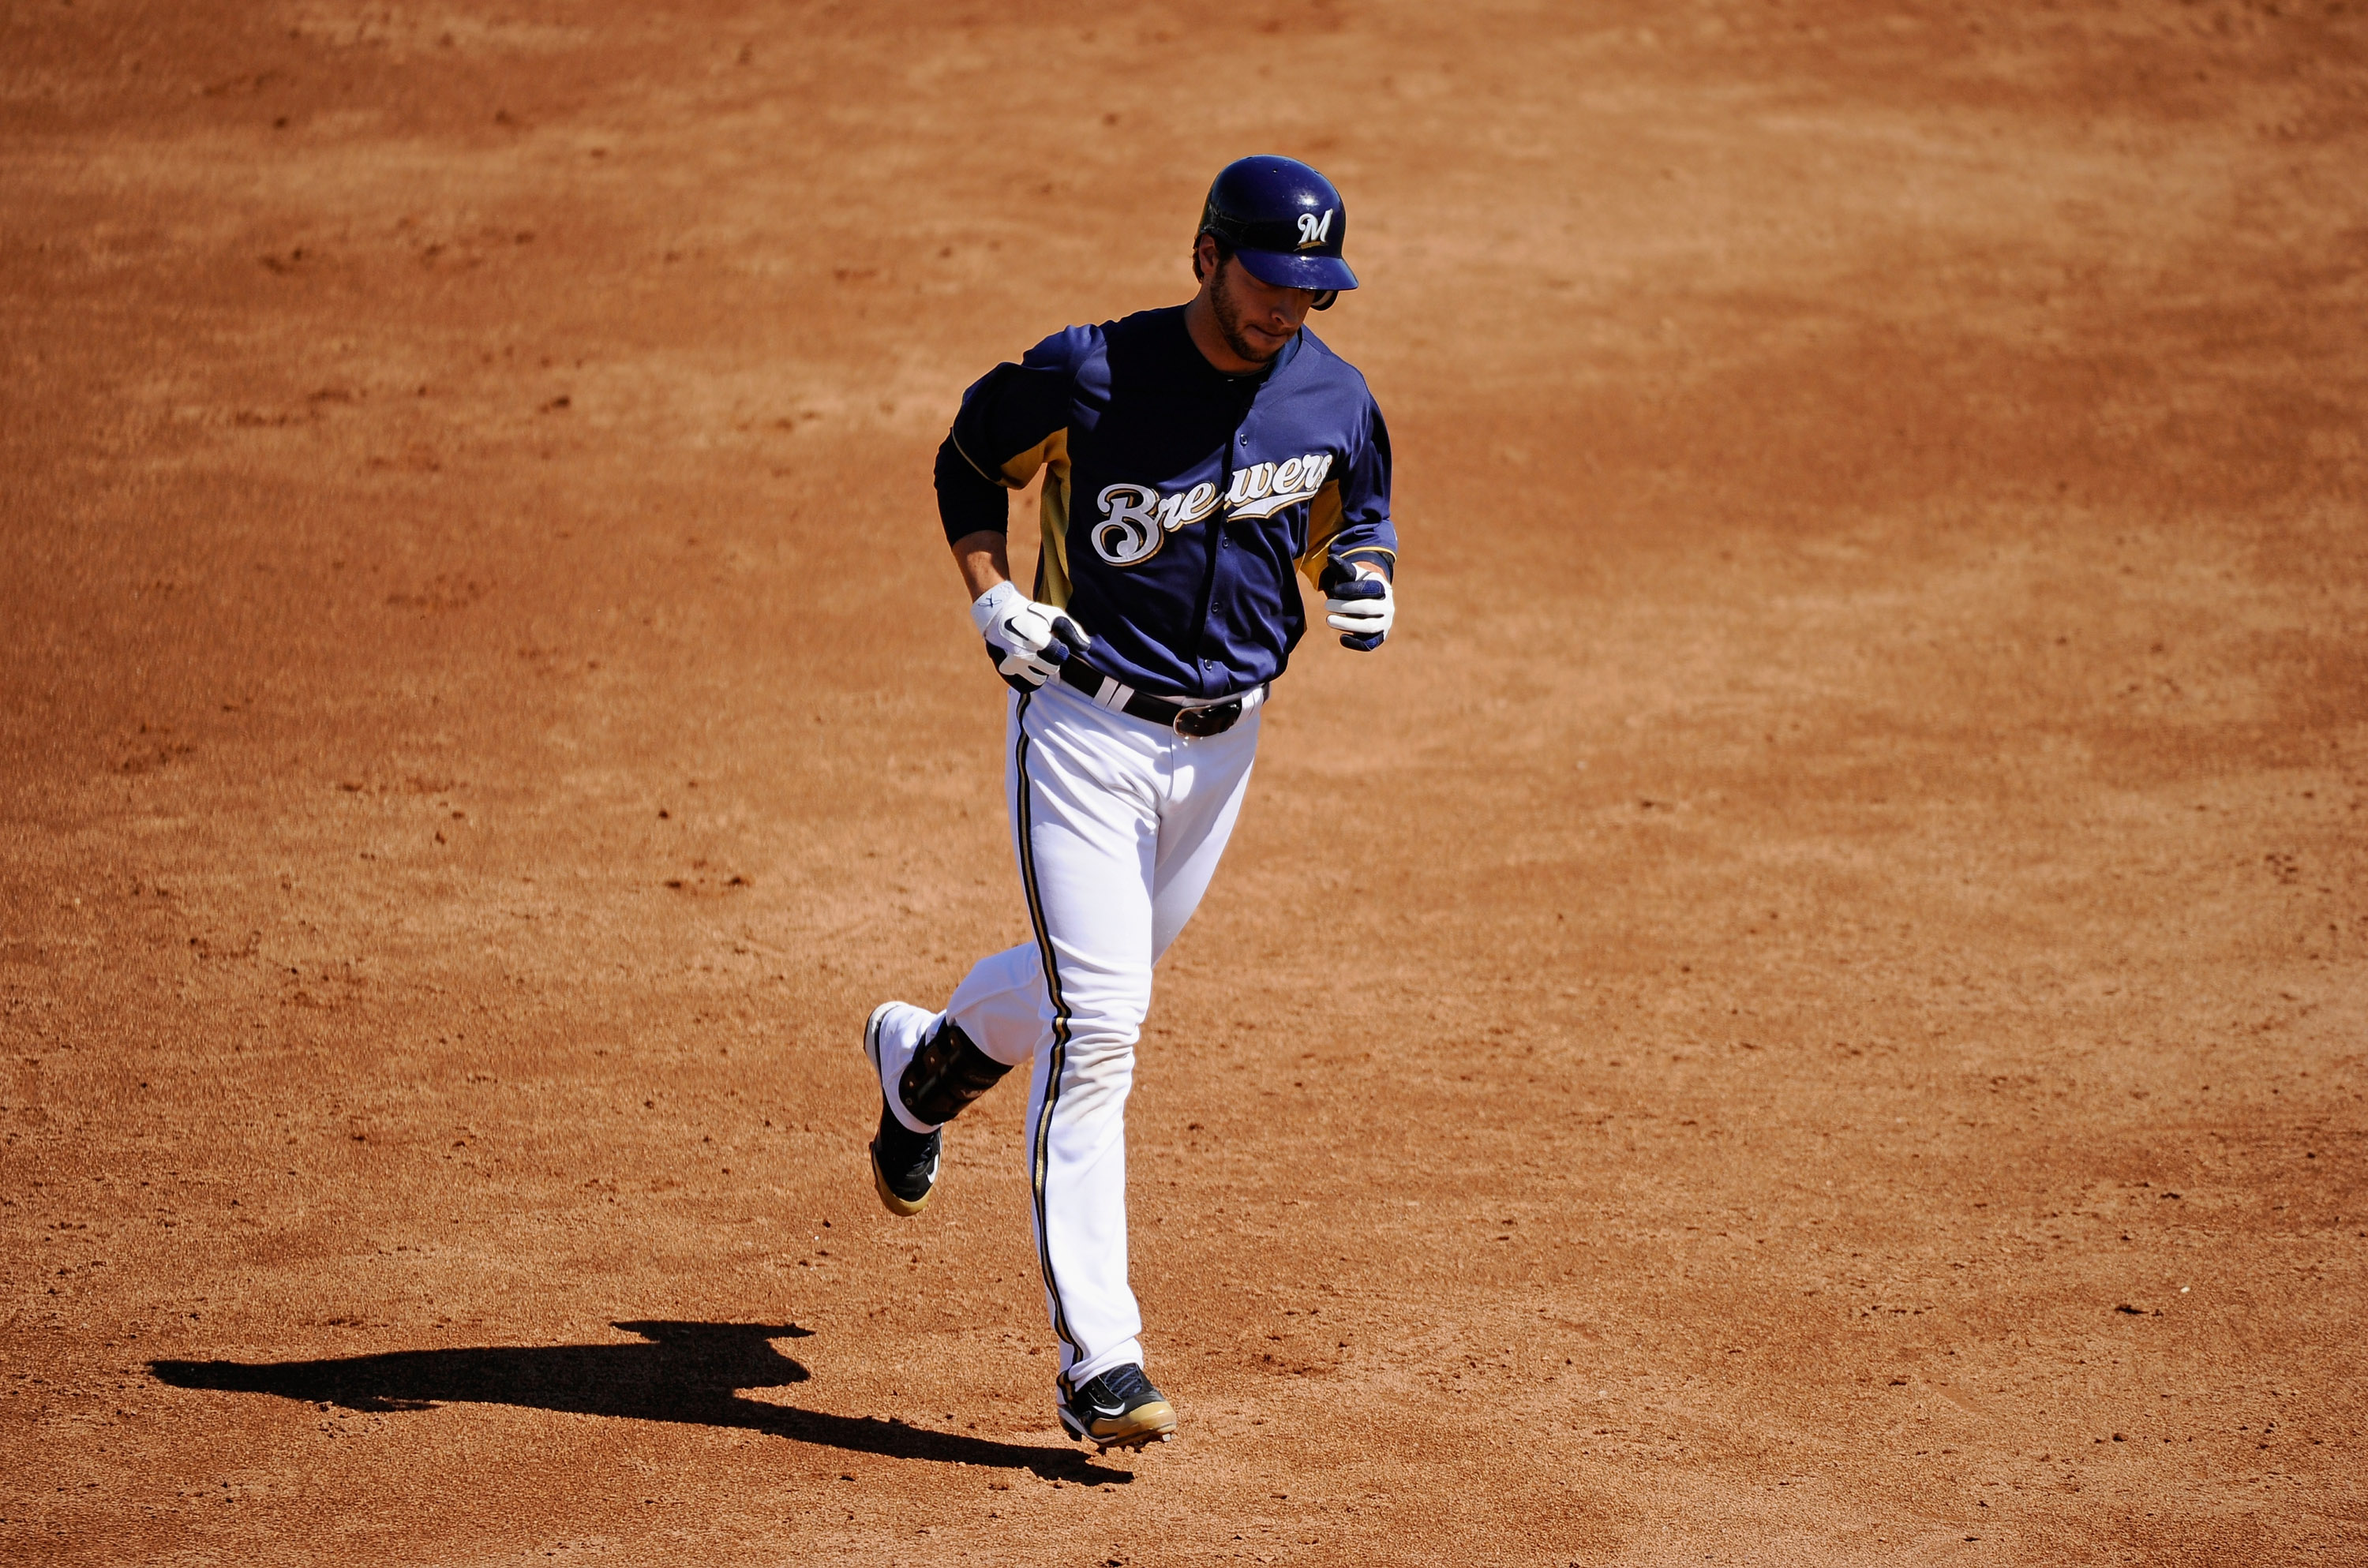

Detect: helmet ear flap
[1310, 290, 1338, 312]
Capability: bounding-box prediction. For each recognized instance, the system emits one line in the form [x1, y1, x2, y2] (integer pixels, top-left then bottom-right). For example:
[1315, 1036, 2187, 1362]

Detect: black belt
[1055, 659, 1261, 736]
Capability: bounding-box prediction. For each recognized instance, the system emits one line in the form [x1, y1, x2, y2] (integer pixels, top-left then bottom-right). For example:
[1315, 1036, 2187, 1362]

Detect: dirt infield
[4, 2, 2363, 1562]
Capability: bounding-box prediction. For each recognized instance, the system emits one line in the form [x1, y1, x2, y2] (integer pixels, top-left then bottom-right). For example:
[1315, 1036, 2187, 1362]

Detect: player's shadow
[149, 1319, 1123, 1482]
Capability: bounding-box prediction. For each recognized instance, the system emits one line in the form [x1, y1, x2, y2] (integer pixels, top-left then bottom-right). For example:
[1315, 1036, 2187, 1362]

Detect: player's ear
[1190, 232, 1216, 286]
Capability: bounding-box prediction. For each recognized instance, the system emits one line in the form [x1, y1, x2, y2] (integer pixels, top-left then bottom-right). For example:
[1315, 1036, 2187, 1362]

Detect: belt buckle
[1172, 700, 1240, 739]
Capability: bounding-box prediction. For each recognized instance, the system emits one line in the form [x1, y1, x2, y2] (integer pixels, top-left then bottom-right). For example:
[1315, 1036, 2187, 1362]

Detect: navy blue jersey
[935, 305, 1395, 701]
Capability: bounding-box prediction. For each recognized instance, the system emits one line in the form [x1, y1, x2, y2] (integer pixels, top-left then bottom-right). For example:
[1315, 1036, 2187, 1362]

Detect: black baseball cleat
[1057, 1364, 1178, 1452]
[864, 1001, 940, 1216]
[869, 1098, 939, 1217]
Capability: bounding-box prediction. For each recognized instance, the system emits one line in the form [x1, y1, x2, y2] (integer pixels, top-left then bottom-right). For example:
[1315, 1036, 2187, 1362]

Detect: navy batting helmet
[1197, 155, 1358, 306]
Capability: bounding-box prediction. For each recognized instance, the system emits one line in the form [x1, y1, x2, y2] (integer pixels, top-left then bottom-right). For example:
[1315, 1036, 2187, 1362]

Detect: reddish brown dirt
[5, 2, 2366, 1562]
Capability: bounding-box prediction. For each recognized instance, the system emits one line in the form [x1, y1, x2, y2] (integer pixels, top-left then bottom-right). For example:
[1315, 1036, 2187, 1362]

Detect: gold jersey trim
[1031, 429, 1074, 610]
[1296, 479, 1346, 587]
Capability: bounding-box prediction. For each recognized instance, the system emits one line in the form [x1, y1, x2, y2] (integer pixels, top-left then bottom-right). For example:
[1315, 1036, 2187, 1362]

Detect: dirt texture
[5, 2, 2366, 1562]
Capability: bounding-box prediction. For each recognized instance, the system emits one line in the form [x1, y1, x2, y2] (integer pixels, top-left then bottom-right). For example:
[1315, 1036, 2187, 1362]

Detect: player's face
[1208, 254, 1317, 365]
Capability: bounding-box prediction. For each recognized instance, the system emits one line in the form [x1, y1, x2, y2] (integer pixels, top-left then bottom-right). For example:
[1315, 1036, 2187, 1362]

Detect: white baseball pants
[939, 677, 1261, 1391]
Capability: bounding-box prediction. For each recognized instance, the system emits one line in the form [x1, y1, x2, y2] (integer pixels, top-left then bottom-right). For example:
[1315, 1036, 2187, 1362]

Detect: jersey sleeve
[934, 327, 1088, 545]
[1299, 392, 1397, 588]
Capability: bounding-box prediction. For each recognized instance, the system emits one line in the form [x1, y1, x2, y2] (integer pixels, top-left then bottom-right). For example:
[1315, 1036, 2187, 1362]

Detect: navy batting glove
[1323, 574, 1392, 651]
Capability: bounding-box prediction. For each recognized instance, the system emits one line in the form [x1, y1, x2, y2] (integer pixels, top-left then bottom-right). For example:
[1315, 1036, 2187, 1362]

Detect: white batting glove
[1324, 566, 1393, 651]
[972, 581, 1092, 689]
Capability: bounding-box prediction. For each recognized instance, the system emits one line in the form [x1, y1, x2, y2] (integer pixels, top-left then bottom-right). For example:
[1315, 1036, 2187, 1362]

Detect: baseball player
[860, 156, 1396, 1452]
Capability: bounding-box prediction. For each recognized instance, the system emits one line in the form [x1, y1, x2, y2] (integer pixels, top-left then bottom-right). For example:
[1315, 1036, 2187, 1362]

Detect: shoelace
[1090, 1364, 1156, 1405]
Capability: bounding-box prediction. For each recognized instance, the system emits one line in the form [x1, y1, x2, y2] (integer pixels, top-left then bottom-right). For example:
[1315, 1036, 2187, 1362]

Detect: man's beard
[1209, 272, 1283, 365]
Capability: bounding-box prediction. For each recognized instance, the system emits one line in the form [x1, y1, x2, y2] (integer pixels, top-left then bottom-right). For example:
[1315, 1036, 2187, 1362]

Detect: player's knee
[1057, 1000, 1145, 1050]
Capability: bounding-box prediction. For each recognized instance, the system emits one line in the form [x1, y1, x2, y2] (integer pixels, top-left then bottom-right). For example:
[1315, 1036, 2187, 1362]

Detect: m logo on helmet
[1295, 209, 1334, 249]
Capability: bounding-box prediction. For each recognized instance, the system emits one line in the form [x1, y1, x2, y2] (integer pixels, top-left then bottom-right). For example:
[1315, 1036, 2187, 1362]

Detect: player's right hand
[972, 581, 1092, 689]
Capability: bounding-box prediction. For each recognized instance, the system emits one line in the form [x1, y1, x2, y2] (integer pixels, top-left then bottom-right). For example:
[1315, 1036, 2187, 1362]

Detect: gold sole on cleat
[1085, 1399, 1177, 1451]
[870, 1141, 931, 1218]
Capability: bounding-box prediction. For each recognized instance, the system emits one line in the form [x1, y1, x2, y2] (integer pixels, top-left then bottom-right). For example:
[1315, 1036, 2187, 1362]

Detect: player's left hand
[1324, 569, 1393, 651]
